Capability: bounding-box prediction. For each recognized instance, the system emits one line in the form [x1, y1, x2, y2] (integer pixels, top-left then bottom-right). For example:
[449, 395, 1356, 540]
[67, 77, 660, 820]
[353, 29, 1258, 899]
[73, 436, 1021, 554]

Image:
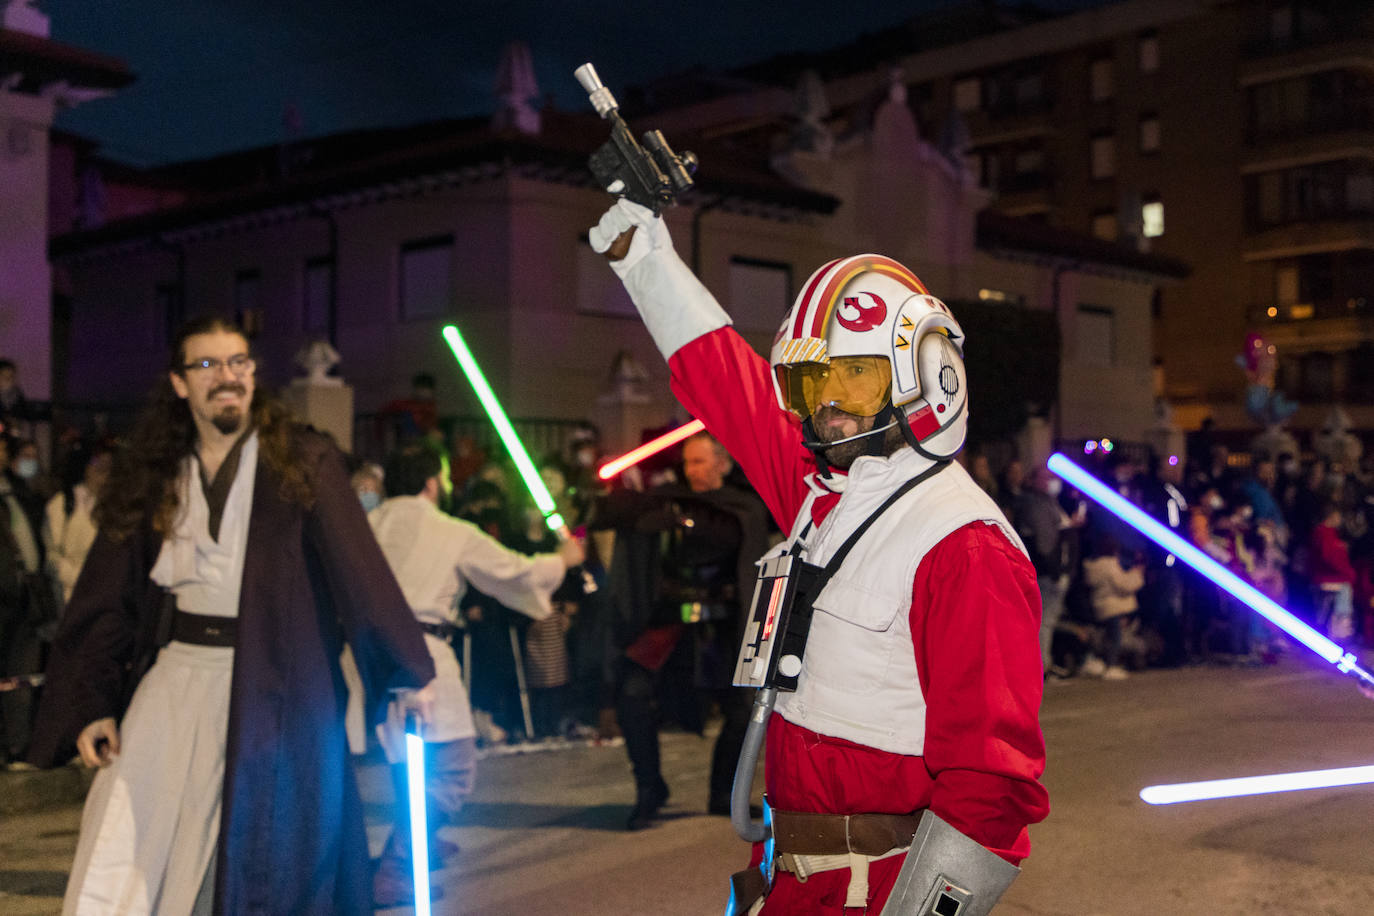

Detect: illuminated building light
[978, 288, 1010, 302]
[406, 730, 431, 916]
[1047, 453, 1374, 689]
[442, 325, 567, 536]
[1084, 441, 1098, 454]
[597, 419, 707, 480]
[1266, 306, 1278, 318]
[1100, 438, 1114, 452]
[1168, 455, 1179, 466]
[1141, 765, 1374, 805]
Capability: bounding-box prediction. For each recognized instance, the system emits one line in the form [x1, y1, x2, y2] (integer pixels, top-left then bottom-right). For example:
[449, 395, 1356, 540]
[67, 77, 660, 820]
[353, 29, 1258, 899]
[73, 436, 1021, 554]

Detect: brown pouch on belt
[725, 866, 769, 916]
[771, 809, 925, 857]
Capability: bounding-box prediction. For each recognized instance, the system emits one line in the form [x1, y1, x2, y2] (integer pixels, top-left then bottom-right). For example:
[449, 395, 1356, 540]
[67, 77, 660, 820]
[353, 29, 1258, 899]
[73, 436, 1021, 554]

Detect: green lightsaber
[441, 324, 568, 536]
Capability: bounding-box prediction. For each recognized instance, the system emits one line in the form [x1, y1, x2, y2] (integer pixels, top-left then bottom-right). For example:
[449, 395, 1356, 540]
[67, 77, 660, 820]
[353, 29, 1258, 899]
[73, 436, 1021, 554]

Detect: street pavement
[4, 652, 1374, 915]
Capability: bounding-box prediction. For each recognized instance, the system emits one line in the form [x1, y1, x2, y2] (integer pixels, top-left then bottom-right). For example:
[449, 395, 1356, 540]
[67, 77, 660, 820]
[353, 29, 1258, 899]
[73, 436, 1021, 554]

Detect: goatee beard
[812, 406, 903, 470]
[212, 408, 244, 435]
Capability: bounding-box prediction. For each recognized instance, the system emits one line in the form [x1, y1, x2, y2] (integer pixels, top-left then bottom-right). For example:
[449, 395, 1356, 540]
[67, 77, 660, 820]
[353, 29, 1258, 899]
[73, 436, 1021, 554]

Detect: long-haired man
[29, 315, 436, 915]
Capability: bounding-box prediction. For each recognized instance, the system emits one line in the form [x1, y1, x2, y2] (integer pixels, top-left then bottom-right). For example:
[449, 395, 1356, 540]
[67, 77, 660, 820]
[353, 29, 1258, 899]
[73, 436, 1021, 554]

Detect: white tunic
[368, 495, 564, 748]
[64, 435, 258, 916]
[772, 450, 1025, 755]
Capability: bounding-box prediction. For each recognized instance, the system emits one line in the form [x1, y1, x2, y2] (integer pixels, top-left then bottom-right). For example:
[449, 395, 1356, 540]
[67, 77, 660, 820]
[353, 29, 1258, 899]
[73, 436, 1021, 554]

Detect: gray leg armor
[879, 811, 1020, 916]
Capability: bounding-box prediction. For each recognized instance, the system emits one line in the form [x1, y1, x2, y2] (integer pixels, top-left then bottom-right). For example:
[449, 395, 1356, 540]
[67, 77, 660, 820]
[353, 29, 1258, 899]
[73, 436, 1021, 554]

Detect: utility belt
[729, 806, 924, 914]
[420, 621, 461, 642]
[169, 610, 237, 648]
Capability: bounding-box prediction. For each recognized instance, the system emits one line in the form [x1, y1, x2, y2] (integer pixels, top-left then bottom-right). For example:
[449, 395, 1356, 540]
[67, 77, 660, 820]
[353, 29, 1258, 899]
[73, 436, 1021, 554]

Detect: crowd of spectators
[975, 436, 1374, 683]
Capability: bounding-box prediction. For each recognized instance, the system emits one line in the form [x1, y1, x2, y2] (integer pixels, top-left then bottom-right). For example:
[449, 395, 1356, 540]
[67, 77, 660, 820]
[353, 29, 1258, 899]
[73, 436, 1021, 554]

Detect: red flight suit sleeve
[912, 522, 1050, 864]
[666, 328, 813, 531]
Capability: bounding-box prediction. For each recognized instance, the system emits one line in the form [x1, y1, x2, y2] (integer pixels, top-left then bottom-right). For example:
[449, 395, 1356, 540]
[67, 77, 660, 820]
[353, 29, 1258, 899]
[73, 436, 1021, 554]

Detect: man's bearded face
[169, 330, 256, 438]
[812, 405, 903, 469]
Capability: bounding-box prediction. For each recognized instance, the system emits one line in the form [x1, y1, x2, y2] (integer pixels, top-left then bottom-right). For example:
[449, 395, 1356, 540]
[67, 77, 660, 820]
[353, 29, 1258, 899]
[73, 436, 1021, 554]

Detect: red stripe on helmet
[792, 257, 844, 339]
[807, 256, 928, 340]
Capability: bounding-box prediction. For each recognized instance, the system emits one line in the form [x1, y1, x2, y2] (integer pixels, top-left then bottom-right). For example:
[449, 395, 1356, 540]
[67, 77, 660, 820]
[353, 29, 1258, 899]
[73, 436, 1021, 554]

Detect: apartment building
[640, 0, 1373, 441]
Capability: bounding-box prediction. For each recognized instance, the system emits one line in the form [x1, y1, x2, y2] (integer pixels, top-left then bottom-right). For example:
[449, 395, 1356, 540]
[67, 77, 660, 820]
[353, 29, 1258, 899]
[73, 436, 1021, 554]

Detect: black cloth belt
[420, 621, 459, 641]
[170, 610, 237, 647]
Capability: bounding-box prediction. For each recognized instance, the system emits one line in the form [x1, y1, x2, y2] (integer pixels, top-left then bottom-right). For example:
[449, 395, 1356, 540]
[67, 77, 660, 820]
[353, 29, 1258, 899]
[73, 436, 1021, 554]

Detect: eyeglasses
[181, 354, 256, 376]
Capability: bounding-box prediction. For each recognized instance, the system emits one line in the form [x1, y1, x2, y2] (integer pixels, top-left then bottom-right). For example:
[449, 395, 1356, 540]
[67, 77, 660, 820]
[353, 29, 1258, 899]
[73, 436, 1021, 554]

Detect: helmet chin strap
[801, 403, 902, 472]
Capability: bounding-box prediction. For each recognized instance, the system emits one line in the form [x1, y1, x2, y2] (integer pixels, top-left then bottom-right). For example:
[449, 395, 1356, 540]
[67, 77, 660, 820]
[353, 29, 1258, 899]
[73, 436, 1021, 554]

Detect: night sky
[43, 0, 1114, 168]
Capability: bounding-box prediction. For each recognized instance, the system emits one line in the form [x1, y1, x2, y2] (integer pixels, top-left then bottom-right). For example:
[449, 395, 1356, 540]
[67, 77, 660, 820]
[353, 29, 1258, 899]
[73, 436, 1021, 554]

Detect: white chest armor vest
[772, 451, 1026, 756]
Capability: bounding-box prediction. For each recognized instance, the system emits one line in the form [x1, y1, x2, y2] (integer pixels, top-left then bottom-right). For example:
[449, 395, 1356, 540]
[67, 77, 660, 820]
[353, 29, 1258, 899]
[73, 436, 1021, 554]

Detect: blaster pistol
[575, 62, 697, 214]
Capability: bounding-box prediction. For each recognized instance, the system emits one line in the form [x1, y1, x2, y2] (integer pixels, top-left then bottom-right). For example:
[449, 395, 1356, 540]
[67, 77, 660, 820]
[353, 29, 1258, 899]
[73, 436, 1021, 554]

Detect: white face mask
[14, 457, 38, 480]
[358, 491, 382, 512]
[1045, 478, 1062, 498]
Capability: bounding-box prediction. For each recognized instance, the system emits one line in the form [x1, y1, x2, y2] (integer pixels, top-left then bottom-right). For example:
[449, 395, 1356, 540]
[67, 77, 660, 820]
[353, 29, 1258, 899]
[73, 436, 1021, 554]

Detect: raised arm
[590, 201, 813, 527]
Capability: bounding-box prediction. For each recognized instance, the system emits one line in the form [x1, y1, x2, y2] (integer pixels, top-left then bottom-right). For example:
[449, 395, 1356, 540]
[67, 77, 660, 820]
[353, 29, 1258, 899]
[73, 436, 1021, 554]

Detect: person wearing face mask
[1016, 467, 1076, 678]
[589, 201, 1047, 915]
[350, 461, 385, 513]
[11, 439, 55, 501]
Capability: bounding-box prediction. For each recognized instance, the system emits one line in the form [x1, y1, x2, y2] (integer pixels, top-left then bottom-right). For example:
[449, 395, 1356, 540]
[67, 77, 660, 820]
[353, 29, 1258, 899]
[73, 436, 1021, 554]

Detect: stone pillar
[280, 341, 354, 451]
[0, 90, 55, 399]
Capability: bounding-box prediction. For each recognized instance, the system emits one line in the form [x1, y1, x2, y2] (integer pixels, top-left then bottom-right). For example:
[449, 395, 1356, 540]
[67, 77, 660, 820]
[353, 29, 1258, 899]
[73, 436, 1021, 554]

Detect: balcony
[961, 101, 1057, 145]
[1242, 217, 1374, 260]
[1240, 35, 1374, 83]
[1247, 295, 1374, 325]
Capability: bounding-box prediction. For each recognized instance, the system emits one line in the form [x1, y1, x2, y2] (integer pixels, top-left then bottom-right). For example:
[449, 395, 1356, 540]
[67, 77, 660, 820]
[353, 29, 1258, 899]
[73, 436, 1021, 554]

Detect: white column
[0, 90, 56, 399]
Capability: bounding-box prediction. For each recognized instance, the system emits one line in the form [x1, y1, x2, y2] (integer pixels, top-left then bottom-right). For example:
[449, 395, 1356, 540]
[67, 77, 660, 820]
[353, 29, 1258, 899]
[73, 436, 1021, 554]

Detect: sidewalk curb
[0, 764, 94, 815]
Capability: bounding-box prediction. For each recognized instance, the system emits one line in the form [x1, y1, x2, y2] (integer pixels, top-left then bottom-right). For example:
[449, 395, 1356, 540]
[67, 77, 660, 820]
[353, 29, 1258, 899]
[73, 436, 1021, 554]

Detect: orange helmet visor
[775, 356, 892, 419]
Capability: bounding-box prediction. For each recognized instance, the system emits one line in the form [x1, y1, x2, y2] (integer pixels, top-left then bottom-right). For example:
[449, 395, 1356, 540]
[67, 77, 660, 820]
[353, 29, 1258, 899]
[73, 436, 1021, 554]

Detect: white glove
[588, 199, 731, 358]
[588, 199, 667, 276]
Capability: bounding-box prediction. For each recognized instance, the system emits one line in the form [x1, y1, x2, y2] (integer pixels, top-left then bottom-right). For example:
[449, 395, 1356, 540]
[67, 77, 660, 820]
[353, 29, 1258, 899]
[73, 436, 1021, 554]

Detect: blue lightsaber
[1046, 452, 1374, 689]
[405, 714, 431, 916]
[1141, 765, 1374, 805]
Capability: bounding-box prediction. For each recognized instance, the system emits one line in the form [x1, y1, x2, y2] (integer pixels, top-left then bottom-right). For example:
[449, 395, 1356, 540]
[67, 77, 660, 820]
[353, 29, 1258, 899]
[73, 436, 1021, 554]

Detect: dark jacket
[28, 429, 434, 916]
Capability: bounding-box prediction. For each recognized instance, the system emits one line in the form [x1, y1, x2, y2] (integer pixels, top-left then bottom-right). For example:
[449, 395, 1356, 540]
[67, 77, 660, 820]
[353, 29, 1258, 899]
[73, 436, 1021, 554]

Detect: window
[1013, 147, 1045, 175]
[1090, 134, 1116, 179]
[728, 258, 791, 333]
[577, 237, 636, 317]
[1142, 198, 1165, 237]
[399, 236, 454, 320]
[303, 257, 333, 334]
[1089, 58, 1114, 102]
[1091, 210, 1118, 241]
[156, 283, 182, 347]
[234, 269, 262, 336]
[1076, 306, 1115, 368]
[1270, 5, 1293, 42]
[1275, 264, 1299, 306]
[953, 76, 982, 113]
[1138, 32, 1160, 74]
[1139, 115, 1160, 153]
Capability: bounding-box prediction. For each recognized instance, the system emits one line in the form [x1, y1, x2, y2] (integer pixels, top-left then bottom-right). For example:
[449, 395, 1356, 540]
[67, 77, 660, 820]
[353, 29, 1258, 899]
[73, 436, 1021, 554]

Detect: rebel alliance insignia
[835, 291, 888, 333]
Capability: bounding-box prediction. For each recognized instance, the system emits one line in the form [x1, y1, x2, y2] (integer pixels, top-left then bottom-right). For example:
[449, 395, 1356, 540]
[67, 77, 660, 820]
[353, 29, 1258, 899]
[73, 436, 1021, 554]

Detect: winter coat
[1082, 554, 1144, 621]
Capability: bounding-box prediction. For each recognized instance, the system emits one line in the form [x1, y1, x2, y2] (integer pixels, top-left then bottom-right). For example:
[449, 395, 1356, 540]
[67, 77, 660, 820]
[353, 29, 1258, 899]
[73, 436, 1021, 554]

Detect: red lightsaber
[597, 419, 706, 480]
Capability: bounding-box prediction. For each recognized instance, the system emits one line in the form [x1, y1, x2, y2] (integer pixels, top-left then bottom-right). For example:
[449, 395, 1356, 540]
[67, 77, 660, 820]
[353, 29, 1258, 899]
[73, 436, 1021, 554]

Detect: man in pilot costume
[590, 201, 1049, 914]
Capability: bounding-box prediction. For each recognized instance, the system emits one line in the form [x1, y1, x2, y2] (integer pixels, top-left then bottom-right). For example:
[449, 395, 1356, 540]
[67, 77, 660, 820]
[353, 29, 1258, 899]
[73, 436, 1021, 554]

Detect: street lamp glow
[442, 324, 566, 535]
[1046, 452, 1374, 689]
[1141, 765, 1374, 805]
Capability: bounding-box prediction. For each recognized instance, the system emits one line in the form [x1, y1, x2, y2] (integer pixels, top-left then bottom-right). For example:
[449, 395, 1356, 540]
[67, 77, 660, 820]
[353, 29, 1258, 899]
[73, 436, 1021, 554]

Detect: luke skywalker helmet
[770, 254, 968, 464]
